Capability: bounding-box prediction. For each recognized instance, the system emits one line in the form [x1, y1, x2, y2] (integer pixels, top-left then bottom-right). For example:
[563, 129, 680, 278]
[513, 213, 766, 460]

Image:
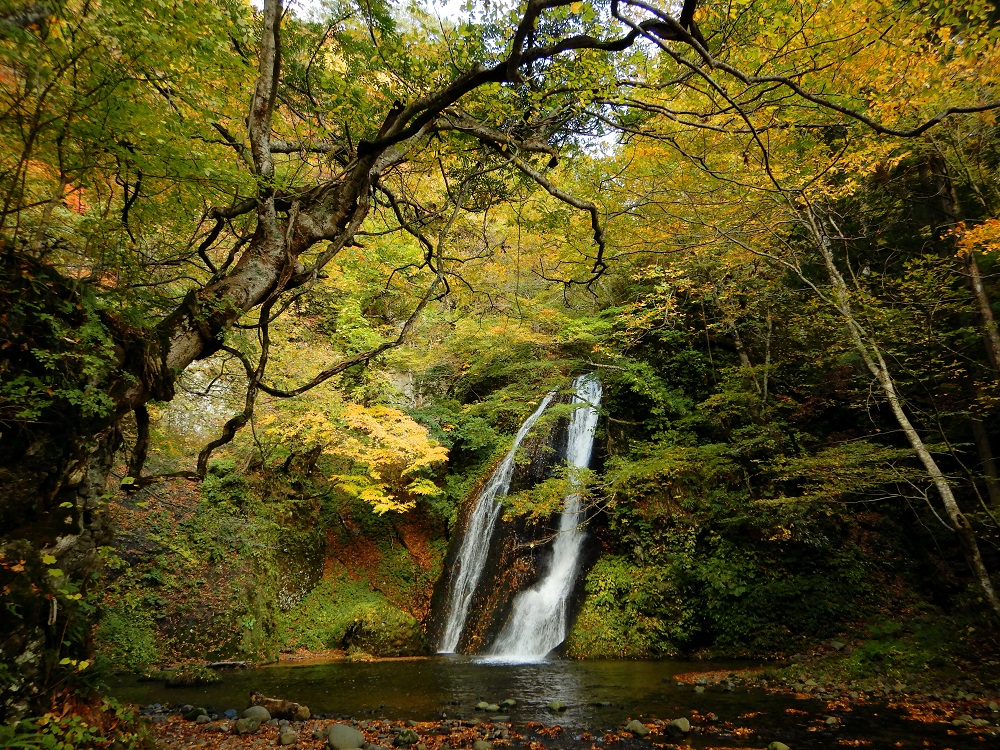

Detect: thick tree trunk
[811, 224, 1000, 618]
[0, 425, 120, 721]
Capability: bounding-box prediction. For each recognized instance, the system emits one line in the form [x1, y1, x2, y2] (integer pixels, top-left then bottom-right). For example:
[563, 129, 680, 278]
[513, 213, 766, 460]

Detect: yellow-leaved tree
[257, 399, 447, 514]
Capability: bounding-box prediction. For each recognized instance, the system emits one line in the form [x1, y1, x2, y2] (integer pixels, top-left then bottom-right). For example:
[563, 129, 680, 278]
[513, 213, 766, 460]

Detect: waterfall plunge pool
[109, 656, 987, 749]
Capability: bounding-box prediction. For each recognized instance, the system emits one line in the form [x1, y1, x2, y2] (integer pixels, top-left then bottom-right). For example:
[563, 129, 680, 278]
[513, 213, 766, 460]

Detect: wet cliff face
[428, 389, 602, 655]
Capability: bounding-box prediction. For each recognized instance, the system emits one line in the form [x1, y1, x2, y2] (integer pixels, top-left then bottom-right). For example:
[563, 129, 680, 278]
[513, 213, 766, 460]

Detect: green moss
[274, 573, 424, 655]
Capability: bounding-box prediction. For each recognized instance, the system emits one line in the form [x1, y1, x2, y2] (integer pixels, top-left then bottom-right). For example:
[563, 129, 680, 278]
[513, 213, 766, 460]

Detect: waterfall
[489, 374, 602, 661]
[437, 391, 556, 654]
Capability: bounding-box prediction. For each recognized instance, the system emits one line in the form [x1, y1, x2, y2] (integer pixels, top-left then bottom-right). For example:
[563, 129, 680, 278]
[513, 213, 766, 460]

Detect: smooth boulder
[328, 723, 366, 750]
[243, 706, 271, 722]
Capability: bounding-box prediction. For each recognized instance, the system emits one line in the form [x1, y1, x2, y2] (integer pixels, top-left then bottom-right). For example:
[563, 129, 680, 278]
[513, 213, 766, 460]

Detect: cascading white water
[489, 374, 602, 662]
[437, 392, 556, 654]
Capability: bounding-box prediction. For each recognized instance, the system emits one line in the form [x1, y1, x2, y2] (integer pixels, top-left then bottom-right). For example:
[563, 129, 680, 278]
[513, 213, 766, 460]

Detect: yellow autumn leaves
[257, 401, 447, 514]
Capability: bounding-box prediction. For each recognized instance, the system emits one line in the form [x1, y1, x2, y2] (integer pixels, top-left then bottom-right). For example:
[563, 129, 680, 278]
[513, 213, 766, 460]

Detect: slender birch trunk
[807, 213, 1000, 619]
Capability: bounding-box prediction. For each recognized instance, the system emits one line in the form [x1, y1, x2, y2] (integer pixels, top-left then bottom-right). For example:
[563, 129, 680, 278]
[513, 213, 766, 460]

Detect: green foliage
[0, 258, 118, 429]
[274, 575, 422, 656]
[778, 616, 980, 690]
[504, 467, 595, 521]
[567, 555, 693, 658]
[0, 698, 152, 750]
[94, 605, 160, 674]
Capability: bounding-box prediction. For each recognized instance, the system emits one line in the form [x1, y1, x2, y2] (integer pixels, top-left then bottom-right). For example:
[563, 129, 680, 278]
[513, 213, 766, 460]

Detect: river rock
[233, 717, 262, 735]
[405, 720, 419, 728]
[825, 717, 839, 726]
[624, 720, 648, 736]
[768, 743, 790, 750]
[485, 704, 500, 712]
[473, 741, 492, 750]
[195, 715, 211, 725]
[279, 728, 298, 745]
[314, 729, 328, 740]
[394, 729, 419, 746]
[499, 699, 517, 708]
[694, 686, 706, 694]
[184, 707, 208, 721]
[666, 718, 690, 737]
[243, 706, 272, 722]
[224, 709, 238, 720]
[972, 719, 991, 728]
[329, 723, 367, 750]
[989, 701, 1000, 713]
[475, 702, 490, 711]
[547, 701, 566, 712]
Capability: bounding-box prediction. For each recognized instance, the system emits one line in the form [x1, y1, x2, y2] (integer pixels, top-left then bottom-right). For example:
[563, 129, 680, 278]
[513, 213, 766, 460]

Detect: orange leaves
[956, 219, 1000, 257]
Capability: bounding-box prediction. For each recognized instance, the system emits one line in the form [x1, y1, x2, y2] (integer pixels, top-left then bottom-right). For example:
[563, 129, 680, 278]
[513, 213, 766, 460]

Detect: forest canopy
[2, 0, 1000, 725]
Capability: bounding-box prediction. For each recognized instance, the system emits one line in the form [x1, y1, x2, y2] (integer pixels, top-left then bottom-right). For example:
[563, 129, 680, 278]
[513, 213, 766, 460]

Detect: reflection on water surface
[109, 656, 989, 749]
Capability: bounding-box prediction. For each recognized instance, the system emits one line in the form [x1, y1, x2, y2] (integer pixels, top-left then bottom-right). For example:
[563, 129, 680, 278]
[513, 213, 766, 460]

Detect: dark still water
[109, 656, 990, 749]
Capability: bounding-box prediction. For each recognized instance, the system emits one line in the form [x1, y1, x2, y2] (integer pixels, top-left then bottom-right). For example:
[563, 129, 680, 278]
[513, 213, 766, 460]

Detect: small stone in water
[825, 717, 839, 726]
[547, 701, 566, 712]
[666, 718, 691, 737]
[768, 743, 791, 750]
[472, 741, 492, 750]
[624, 720, 648, 736]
